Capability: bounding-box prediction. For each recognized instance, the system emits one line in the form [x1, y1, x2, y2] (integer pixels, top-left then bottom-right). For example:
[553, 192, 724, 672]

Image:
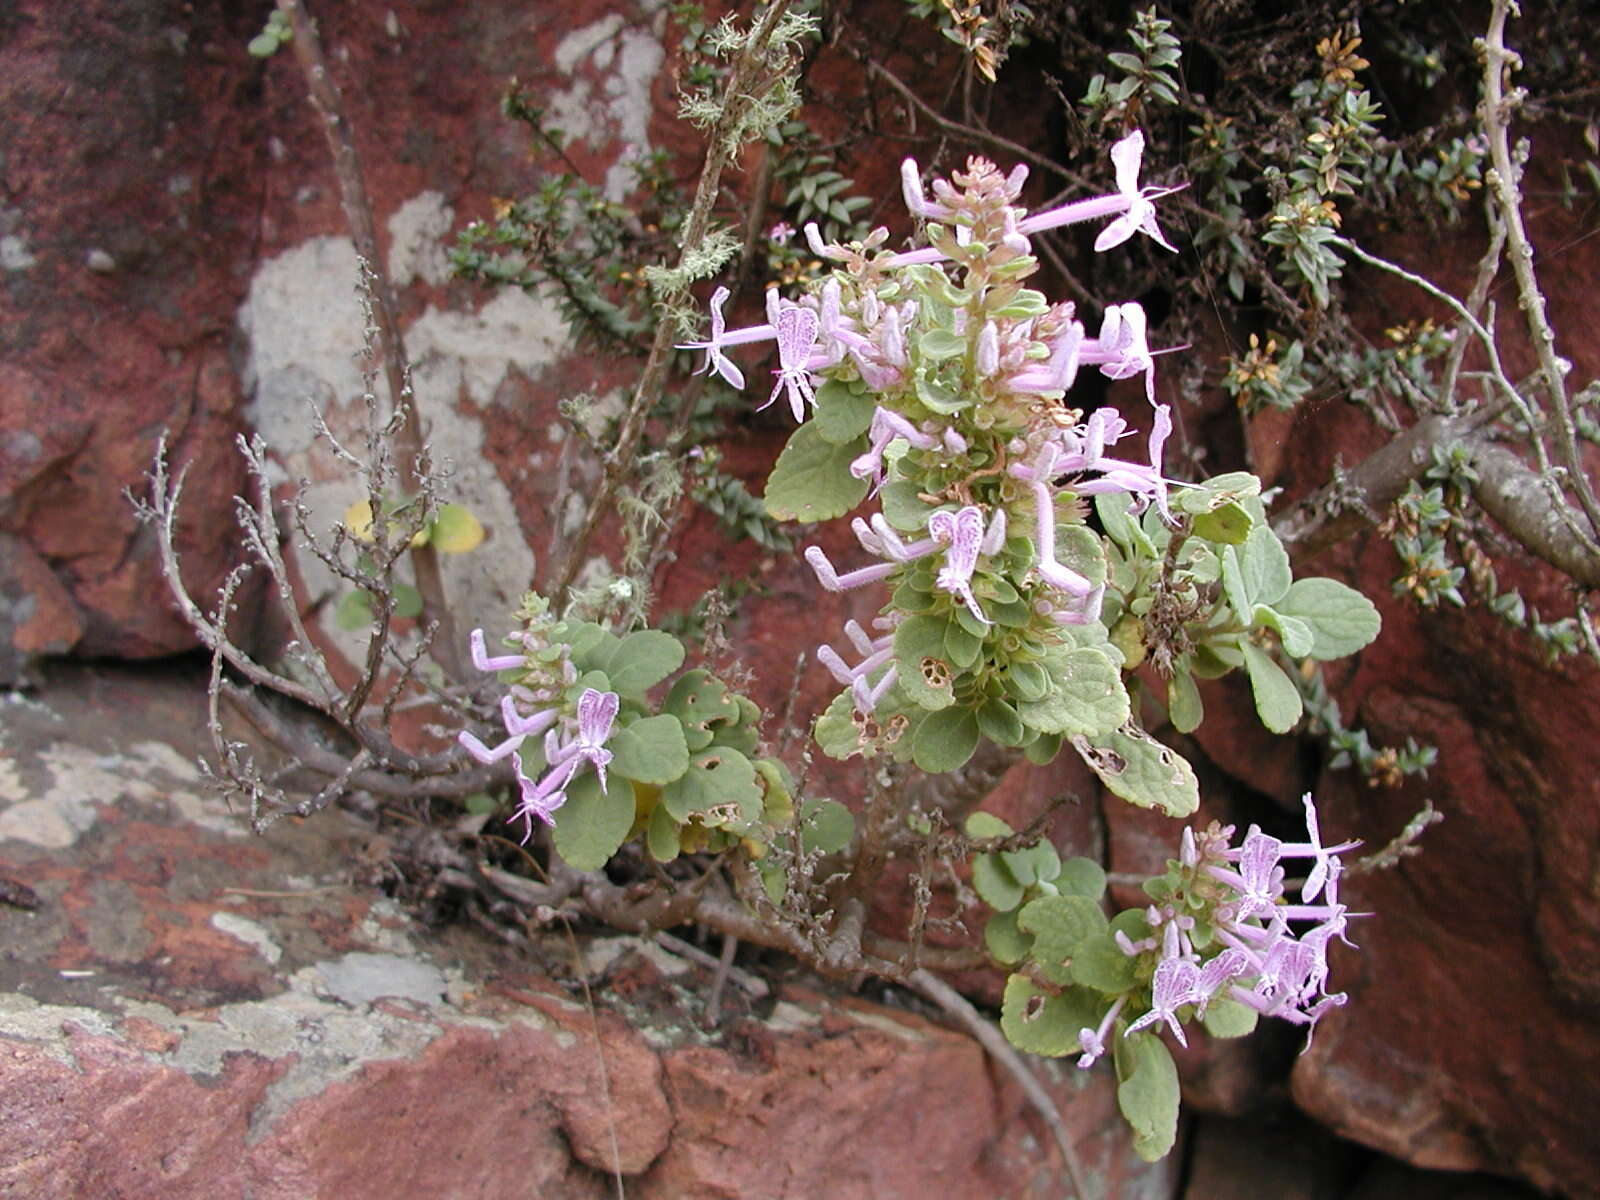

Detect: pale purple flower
[1125, 957, 1200, 1048]
[763, 303, 821, 422]
[1077, 994, 1127, 1069]
[1279, 793, 1361, 903]
[1008, 442, 1097, 600]
[470, 628, 526, 673]
[769, 221, 795, 246]
[850, 407, 942, 488]
[817, 619, 898, 714]
[508, 686, 622, 835]
[1092, 130, 1179, 254]
[928, 505, 1005, 627]
[1081, 303, 1158, 403]
[680, 286, 774, 389]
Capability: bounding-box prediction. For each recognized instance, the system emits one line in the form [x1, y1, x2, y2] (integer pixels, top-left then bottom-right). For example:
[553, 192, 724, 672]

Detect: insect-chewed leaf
[1072, 723, 1199, 817]
[1000, 973, 1104, 1057]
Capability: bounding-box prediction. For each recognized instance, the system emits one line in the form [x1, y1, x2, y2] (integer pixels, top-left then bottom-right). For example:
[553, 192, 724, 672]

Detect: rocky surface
[0, 662, 1185, 1199]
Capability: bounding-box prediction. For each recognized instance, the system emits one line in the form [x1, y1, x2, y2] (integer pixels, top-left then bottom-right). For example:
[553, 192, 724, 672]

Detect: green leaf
[597, 630, 686, 700]
[430, 503, 485, 553]
[1241, 642, 1303, 733]
[1167, 667, 1203, 734]
[392, 584, 423, 620]
[1019, 895, 1109, 985]
[551, 771, 636, 871]
[880, 480, 936, 532]
[1200, 995, 1258, 1038]
[815, 689, 865, 760]
[972, 853, 1026, 912]
[661, 746, 760, 825]
[1001, 838, 1061, 889]
[813, 379, 875, 445]
[964, 811, 1014, 839]
[664, 669, 741, 750]
[984, 910, 1032, 965]
[1096, 492, 1156, 557]
[608, 715, 690, 785]
[918, 327, 967, 360]
[976, 697, 1026, 747]
[646, 801, 681, 863]
[1191, 501, 1252, 545]
[763, 423, 870, 523]
[1000, 974, 1104, 1057]
[912, 706, 980, 772]
[335, 589, 373, 631]
[1253, 606, 1315, 658]
[1016, 647, 1129, 736]
[1070, 930, 1139, 993]
[1116, 1032, 1181, 1161]
[1023, 731, 1063, 765]
[1056, 857, 1107, 900]
[1275, 577, 1382, 659]
[895, 616, 957, 711]
[945, 620, 984, 670]
[1054, 523, 1109, 589]
[1223, 524, 1292, 609]
[1072, 723, 1199, 818]
[800, 798, 855, 854]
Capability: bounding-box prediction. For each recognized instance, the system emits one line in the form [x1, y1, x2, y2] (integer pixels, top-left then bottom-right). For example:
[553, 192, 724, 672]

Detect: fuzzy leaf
[763, 423, 870, 523]
[1200, 995, 1259, 1038]
[800, 797, 855, 854]
[1274, 577, 1382, 659]
[1019, 895, 1108, 986]
[1117, 1032, 1181, 1162]
[661, 746, 760, 824]
[597, 630, 686, 701]
[1253, 606, 1315, 658]
[552, 770, 636, 871]
[646, 801, 681, 863]
[813, 379, 875, 445]
[1056, 857, 1107, 900]
[1016, 647, 1129, 736]
[1224, 524, 1292, 609]
[972, 853, 1026, 912]
[1072, 724, 1199, 817]
[984, 910, 1032, 964]
[1241, 642, 1303, 733]
[608, 715, 690, 785]
[912, 705, 979, 772]
[1001, 974, 1103, 1057]
[1167, 667, 1204, 734]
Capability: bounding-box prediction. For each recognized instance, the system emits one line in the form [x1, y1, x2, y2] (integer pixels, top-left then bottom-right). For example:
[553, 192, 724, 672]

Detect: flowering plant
[457, 130, 1379, 1159]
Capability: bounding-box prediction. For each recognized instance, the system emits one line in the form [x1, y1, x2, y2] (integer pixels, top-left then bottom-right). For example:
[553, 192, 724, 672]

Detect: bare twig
[277, 0, 462, 676]
[1480, 0, 1600, 540]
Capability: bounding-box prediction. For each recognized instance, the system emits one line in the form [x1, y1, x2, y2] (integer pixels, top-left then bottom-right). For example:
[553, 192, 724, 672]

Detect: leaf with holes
[661, 746, 760, 826]
[1072, 723, 1198, 817]
[1000, 973, 1104, 1057]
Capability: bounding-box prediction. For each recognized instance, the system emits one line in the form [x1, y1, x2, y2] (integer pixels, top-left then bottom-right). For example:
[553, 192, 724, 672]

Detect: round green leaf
[429, 503, 485, 553]
[551, 770, 636, 872]
[608, 714, 690, 785]
[1000, 974, 1104, 1057]
[763, 423, 870, 523]
[799, 797, 855, 854]
[911, 706, 979, 772]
